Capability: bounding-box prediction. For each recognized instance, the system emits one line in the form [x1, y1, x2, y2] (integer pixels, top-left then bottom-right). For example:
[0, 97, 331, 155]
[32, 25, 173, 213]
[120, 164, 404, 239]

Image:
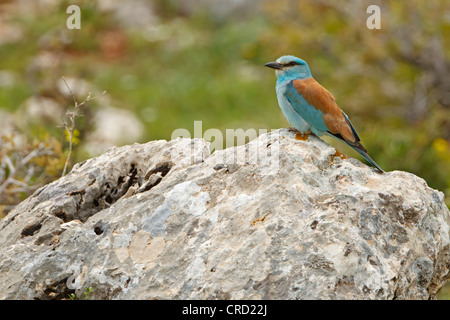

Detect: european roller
[265, 55, 384, 173]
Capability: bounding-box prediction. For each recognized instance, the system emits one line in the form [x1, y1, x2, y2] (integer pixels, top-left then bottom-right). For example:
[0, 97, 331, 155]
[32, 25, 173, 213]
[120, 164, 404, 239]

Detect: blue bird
[265, 55, 383, 173]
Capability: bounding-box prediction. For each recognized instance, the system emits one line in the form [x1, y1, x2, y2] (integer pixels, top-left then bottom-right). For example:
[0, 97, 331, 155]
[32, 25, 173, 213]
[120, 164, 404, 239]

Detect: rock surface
[0, 129, 448, 300]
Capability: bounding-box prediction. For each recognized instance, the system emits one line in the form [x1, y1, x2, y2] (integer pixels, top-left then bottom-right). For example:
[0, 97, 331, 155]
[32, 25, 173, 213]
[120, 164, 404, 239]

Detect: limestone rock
[0, 129, 448, 300]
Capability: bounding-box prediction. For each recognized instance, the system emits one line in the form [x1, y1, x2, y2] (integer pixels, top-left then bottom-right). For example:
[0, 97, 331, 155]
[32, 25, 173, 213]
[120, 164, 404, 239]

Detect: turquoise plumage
[265, 55, 383, 173]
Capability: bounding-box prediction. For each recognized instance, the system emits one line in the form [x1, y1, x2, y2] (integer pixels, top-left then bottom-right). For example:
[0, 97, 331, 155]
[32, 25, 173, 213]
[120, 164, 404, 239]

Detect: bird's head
[265, 55, 312, 80]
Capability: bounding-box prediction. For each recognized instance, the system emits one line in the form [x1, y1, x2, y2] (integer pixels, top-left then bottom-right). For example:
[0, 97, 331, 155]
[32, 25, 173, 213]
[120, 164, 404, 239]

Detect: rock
[56, 77, 92, 99]
[0, 70, 18, 88]
[0, 20, 24, 45]
[175, 0, 262, 21]
[0, 128, 448, 300]
[20, 95, 64, 124]
[97, 0, 158, 30]
[0, 110, 20, 140]
[84, 106, 145, 156]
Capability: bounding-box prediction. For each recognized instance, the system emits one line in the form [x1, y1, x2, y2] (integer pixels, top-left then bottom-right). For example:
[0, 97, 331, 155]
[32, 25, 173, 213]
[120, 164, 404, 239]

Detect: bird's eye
[285, 61, 299, 67]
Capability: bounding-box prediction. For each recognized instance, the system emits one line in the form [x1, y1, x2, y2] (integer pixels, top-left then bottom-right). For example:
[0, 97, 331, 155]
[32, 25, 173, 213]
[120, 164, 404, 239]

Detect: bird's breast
[275, 83, 310, 133]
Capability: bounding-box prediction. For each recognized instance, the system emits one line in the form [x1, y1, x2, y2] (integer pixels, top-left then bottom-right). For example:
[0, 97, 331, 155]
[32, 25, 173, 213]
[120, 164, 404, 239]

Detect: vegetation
[69, 287, 93, 300]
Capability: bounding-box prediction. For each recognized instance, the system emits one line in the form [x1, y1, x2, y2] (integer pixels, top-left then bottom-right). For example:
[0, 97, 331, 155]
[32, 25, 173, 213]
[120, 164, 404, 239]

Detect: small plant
[0, 134, 65, 218]
[60, 77, 106, 177]
[69, 287, 93, 300]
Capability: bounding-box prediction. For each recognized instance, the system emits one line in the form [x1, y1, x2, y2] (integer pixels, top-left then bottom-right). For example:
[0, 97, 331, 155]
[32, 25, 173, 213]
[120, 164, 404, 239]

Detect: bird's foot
[292, 129, 312, 141]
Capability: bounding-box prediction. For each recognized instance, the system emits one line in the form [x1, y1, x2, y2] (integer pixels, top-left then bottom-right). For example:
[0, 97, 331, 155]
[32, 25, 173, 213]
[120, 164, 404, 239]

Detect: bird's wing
[285, 78, 383, 172]
[284, 80, 329, 133]
[288, 78, 360, 146]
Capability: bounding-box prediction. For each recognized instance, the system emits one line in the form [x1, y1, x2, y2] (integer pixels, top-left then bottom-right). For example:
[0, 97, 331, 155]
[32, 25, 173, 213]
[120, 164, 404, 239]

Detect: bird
[265, 55, 384, 173]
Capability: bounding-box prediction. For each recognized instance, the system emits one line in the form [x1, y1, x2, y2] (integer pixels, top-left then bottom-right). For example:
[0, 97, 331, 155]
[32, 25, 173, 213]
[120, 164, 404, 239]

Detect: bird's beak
[264, 62, 283, 70]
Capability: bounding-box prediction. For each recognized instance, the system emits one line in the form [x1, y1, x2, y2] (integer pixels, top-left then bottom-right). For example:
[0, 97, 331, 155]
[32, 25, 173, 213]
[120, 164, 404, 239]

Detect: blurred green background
[0, 0, 448, 298]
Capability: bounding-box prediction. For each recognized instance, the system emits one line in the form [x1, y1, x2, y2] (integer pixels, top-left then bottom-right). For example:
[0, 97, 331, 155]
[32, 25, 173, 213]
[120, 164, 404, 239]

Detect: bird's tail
[350, 144, 384, 173]
[326, 130, 384, 173]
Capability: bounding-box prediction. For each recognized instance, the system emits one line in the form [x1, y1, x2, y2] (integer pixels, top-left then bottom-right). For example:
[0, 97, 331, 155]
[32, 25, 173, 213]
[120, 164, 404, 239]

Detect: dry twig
[60, 77, 106, 176]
